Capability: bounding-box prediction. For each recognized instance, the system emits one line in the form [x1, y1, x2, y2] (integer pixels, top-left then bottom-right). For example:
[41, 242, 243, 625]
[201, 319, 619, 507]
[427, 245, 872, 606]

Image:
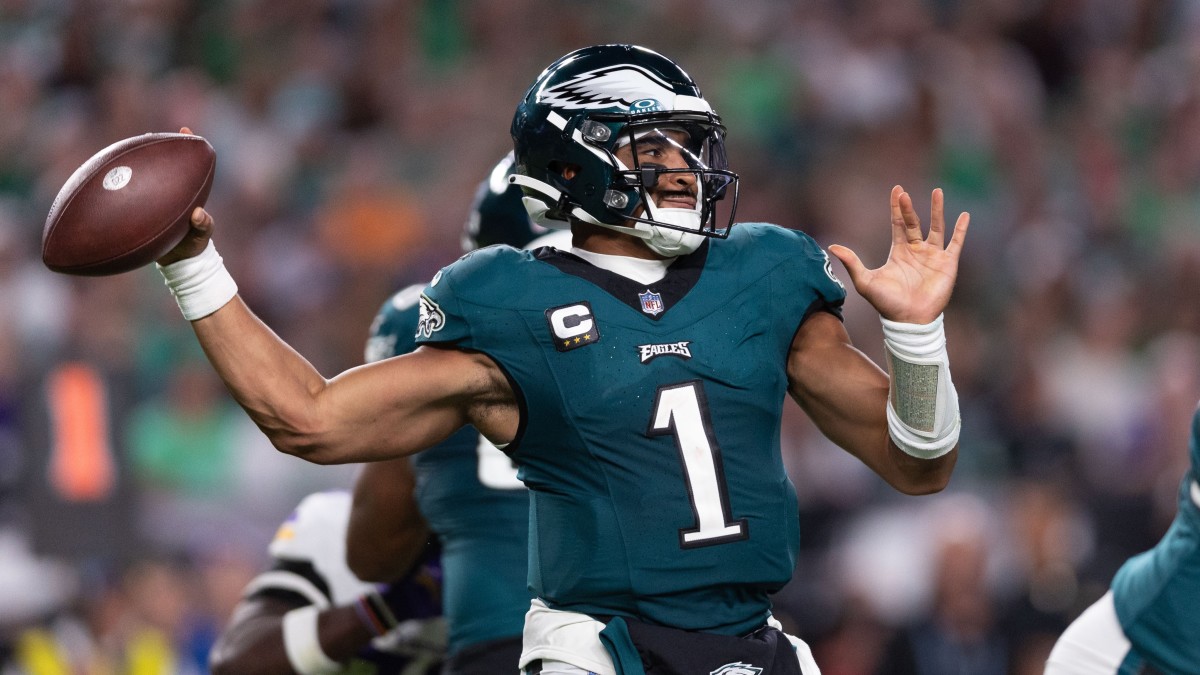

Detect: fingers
[899, 191, 923, 244]
[828, 244, 866, 286]
[890, 185, 925, 245]
[179, 127, 194, 135]
[946, 211, 970, 256]
[928, 188, 945, 248]
[191, 206, 214, 234]
[889, 185, 906, 246]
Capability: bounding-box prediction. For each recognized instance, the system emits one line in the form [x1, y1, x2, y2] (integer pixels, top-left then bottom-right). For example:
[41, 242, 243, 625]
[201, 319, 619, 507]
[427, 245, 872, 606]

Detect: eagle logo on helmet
[710, 664, 763, 675]
[537, 65, 677, 111]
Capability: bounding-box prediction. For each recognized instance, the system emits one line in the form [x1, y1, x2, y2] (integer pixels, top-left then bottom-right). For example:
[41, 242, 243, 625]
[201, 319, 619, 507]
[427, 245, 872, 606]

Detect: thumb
[828, 244, 867, 286]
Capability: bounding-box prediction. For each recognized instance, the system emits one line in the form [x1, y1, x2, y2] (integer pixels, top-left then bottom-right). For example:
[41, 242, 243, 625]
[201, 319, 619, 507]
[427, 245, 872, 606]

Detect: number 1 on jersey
[649, 381, 748, 548]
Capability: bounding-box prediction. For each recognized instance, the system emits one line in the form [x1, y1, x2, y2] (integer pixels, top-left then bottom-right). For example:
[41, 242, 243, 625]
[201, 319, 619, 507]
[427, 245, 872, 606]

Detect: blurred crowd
[3, 0, 1200, 672]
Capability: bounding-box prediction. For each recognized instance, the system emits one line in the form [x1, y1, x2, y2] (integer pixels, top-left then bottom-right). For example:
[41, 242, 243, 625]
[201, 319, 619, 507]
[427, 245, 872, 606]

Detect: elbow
[889, 444, 957, 496]
[346, 545, 392, 583]
[261, 412, 343, 465]
[894, 473, 951, 496]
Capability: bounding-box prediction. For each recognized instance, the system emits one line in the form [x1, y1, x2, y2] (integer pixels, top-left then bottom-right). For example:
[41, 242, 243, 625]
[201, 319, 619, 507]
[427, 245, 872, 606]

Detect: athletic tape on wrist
[155, 239, 238, 320]
[881, 313, 961, 459]
[281, 605, 342, 675]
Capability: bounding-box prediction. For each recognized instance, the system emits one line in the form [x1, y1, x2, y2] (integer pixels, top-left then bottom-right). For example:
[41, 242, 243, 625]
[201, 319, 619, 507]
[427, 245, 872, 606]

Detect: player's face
[614, 128, 699, 213]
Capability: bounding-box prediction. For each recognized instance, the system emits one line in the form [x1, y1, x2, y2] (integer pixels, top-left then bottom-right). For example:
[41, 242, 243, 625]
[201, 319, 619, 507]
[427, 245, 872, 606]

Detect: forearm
[190, 297, 333, 459]
[788, 312, 956, 494]
[211, 600, 375, 675]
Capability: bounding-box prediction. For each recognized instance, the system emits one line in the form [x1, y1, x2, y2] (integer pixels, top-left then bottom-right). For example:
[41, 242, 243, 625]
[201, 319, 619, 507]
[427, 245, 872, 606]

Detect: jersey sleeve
[365, 284, 426, 363]
[413, 246, 524, 350]
[759, 225, 847, 323]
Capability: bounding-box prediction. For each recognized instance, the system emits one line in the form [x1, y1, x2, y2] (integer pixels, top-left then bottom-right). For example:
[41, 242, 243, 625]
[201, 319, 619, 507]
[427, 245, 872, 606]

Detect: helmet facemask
[594, 113, 739, 255]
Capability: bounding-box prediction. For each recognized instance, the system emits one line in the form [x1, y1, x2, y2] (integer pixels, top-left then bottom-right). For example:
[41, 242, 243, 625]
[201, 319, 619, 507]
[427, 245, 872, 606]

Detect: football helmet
[461, 151, 549, 252]
[510, 44, 739, 256]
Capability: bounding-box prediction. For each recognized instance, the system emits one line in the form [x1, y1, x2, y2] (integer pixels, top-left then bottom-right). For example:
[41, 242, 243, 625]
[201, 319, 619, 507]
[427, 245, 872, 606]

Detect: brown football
[42, 132, 216, 276]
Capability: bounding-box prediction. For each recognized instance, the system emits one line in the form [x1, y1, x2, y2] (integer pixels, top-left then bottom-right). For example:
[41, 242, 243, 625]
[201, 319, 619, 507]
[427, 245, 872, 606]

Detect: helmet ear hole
[552, 162, 582, 181]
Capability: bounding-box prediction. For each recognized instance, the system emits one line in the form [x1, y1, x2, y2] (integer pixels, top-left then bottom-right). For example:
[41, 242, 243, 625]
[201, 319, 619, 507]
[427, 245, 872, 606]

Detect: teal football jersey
[1111, 406, 1200, 674]
[367, 285, 530, 656]
[416, 223, 846, 635]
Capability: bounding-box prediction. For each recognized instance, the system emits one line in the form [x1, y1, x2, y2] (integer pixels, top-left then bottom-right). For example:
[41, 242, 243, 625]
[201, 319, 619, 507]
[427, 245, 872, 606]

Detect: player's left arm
[346, 458, 431, 583]
[792, 185, 969, 495]
[786, 312, 955, 494]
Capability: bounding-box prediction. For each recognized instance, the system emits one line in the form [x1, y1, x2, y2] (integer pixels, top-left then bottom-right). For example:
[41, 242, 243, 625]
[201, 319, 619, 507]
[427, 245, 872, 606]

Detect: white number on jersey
[477, 435, 523, 490]
[649, 381, 748, 548]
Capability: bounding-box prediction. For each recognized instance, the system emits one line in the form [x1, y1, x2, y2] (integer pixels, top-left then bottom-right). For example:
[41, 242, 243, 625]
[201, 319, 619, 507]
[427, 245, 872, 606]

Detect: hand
[156, 127, 214, 266]
[828, 185, 970, 324]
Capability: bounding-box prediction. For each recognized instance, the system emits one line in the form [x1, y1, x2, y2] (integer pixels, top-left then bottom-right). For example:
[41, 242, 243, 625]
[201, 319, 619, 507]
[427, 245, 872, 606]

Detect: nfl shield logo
[638, 289, 664, 316]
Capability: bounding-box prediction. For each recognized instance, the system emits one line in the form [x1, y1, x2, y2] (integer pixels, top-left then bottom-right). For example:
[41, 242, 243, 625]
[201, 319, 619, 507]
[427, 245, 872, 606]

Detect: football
[42, 132, 216, 276]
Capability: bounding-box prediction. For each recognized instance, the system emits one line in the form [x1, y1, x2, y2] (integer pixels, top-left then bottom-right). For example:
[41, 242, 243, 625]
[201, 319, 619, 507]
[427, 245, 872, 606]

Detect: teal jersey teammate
[367, 283, 530, 656]
[416, 222, 844, 635]
[1046, 404, 1200, 674]
[351, 154, 568, 675]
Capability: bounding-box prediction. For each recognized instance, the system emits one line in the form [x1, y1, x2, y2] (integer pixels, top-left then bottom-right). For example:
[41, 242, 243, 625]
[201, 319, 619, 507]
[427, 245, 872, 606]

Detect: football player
[158, 43, 970, 675]
[208, 490, 443, 675]
[348, 152, 569, 675]
[1044, 402, 1200, 674]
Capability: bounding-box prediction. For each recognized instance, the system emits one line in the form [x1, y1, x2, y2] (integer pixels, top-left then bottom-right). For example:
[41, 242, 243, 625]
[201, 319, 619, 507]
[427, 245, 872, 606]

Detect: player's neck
[571, 222, 666, 260]
[570, 246, 674, 285]
[570, 221, 674, 284]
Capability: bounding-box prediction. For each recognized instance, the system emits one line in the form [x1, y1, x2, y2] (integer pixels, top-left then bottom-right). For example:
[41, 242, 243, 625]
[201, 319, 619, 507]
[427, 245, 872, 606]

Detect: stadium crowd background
[2, 0, 1200, 672]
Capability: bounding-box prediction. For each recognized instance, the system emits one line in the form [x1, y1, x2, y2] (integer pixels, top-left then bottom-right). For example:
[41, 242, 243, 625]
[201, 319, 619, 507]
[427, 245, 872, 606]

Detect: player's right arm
[158, 207, 519, 465]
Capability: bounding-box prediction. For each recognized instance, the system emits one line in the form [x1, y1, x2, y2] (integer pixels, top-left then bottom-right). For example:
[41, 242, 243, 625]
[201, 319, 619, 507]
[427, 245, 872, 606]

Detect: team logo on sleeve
[638, 341, 692, 363]
[820, 248, 845, 290]
[546, 302, 599, 352]
[416, 294, 445, 339]
[638, 289, 665, 316]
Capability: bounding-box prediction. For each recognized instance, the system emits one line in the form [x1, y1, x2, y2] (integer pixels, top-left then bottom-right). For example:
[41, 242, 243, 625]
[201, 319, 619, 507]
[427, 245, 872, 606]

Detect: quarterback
[156, 44, 970, 675]
[347, 152, 570, 675]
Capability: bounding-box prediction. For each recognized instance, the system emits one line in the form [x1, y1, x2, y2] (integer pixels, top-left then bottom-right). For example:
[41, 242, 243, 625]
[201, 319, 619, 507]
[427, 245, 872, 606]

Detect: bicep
[304, 346, 515, 464]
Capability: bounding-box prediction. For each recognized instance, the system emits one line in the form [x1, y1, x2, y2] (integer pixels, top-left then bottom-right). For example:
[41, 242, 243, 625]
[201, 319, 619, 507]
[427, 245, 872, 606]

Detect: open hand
[828, 185, 969, 324]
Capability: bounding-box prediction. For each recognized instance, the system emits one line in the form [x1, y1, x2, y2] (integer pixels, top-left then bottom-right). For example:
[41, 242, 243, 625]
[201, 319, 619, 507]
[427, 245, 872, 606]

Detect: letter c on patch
[549, 304, 593, 339]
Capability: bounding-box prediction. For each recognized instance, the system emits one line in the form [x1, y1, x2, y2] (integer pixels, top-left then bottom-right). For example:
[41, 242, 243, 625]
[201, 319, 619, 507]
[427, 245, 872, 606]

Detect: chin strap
[510, 173, 705, 257]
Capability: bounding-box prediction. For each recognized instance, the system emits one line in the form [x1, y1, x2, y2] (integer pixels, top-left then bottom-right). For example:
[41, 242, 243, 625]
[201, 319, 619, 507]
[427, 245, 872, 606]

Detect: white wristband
[155, 240, 238, 320]
[881, 313, 961, 459]
[282, 605, 342, 675]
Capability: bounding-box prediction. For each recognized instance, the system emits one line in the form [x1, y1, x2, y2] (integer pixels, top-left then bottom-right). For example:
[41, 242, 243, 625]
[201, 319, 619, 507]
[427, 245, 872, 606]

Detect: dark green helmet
[510, 44, 739, 255]
[461, 151, 548, 252]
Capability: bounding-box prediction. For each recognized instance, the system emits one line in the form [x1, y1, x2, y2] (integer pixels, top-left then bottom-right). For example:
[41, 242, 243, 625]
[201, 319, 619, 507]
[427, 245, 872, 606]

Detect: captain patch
[546, 302, 600, 352]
